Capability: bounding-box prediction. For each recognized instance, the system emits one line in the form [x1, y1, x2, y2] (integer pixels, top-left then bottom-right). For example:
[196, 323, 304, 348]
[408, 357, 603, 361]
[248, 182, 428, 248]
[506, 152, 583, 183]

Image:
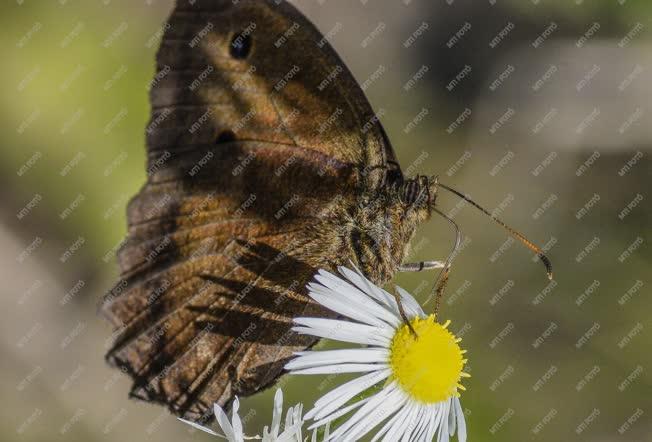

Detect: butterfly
[100, 0, 550, 422]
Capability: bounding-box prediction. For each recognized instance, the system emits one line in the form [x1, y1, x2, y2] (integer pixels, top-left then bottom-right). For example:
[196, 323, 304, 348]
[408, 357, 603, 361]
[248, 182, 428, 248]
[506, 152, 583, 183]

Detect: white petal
[434, 403, 447, 442]
[341, 265, 427, 321]
[314, 269, 371, 303]
[279, 403, 303, 442]
[294, 404, 304, 440]
[403, 406, 427, 442]
[448, 398, 457, 437]
[271, 389, 283, 437]
[310, 398, 369, 429]
[346, 394, 407, 442]
[307, 369, 391, 421]
[379, 401, 415, 442]
[438, 400, 450, 442]
[178, 418, 220, 436]
[328, 382, 401, 441]
[404, 403, 424, 442]
[293, 317, 394, 341]
[387, 401, 418, 441]
[291, 325, 376, 347]
[425, 404, 443, 442]
[284, 409, 293, 437]
[454, 397, 467, 442]
[307, 284, 389, 329]
[371, 409, 402, 442]
[285, 348, 389, 371]
[315, 268, 401, 325]
[292, 321, 391, 347]
[311, 272, 401, 327]
[289, 363, 383, 375]
[231, 398, 243, 441]
[214, 402, 236, 441]
[338, 265, 399, 313]
[292, 327, 389, 347]
[412, 407, 431, 442]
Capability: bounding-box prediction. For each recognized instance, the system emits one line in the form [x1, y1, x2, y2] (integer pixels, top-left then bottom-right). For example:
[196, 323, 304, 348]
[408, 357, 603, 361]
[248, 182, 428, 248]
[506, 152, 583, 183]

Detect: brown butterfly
[100, 0, 551, 422]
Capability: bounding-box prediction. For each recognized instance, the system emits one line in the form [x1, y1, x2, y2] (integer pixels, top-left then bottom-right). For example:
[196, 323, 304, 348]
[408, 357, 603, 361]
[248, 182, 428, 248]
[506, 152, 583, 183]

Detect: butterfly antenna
[438, 182, 553, 280]
[430, 207, 462, 317]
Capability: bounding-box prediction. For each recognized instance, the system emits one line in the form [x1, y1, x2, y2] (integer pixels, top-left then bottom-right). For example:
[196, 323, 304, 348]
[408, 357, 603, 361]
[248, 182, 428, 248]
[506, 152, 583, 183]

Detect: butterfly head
[397, 174, 439, 214]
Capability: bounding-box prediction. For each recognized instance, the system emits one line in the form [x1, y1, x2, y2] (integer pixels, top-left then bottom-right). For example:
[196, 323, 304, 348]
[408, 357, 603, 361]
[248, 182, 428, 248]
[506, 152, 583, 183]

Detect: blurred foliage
[505, 0, 651, 26]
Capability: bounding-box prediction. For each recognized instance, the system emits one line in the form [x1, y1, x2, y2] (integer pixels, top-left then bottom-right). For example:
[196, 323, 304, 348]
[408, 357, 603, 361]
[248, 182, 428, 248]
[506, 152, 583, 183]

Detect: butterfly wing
[101, 0, 400, 420]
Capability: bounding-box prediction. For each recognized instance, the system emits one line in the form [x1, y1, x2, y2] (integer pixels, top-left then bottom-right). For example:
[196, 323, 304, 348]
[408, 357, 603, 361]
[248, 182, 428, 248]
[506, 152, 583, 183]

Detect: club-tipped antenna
[438, 182, 553, 280]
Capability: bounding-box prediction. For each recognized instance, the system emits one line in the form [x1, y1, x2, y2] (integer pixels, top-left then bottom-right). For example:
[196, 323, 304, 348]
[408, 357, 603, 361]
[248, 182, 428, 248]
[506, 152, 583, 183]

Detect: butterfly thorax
[315, 175, 434, 285]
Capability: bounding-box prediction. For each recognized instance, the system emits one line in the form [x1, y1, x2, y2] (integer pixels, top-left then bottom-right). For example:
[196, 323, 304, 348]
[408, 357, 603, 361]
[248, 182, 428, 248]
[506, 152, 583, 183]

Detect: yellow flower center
[389, 315, 469, 403]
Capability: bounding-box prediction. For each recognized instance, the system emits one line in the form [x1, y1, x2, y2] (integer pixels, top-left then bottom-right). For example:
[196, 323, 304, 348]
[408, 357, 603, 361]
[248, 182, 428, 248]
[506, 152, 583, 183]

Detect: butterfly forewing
[101, 0, 401, 419]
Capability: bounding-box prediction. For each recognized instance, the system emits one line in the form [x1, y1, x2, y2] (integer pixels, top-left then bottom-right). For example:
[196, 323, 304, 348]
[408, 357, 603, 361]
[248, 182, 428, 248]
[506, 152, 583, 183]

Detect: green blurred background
[1, 1, 650, 441]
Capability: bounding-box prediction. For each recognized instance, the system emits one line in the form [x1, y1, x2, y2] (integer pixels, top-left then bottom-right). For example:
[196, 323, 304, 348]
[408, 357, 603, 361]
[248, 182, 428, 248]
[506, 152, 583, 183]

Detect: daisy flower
[285, 265, 470, 442]
[179, 388, 303, 441]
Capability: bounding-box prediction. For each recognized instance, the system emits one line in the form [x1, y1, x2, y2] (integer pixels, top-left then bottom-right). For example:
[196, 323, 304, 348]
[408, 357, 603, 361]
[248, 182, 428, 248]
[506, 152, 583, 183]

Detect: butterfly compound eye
[230, 31, 252, 59]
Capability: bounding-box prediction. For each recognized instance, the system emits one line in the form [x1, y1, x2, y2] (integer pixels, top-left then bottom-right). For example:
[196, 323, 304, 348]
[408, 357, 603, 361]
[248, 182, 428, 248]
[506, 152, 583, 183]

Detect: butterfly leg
[398, 261, 445, 272]
[430, 208, 462, 316]
[394, 260, 444, 333]
[392, 289, 418, 337]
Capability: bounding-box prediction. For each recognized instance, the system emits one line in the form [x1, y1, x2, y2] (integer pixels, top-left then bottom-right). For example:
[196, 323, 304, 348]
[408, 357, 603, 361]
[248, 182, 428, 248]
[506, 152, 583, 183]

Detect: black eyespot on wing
[230, 31, 252, 59]
[216, 130, 236, 144]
